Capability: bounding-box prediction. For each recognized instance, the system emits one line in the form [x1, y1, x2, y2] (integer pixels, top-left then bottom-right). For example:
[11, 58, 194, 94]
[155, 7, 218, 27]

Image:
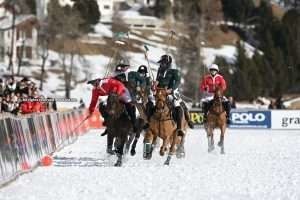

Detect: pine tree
[154, 0, 172, 18]
[221, 0, 255, 23]
[25, 0, 36, 14]
[72, 0, 100, 32]
[282, 9, 300, 91]
[232, 42, 254, 100]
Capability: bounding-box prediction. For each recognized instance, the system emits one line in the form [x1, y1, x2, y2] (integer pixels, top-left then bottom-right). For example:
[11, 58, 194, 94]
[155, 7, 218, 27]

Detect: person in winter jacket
[88, 76, 138, 133]
[200, 63, 231, 124]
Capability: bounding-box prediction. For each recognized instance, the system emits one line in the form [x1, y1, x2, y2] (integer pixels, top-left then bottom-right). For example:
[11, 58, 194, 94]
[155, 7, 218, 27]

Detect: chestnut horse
[143, 88, 187, 165]
[204, 87, 227, 154]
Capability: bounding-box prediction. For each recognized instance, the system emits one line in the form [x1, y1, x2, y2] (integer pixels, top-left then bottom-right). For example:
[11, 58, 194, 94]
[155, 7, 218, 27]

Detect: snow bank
[92, 23, 113, 38]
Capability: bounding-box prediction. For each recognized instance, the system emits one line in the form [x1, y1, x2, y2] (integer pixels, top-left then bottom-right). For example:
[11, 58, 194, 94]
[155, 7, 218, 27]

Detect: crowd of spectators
[0, 76, 57, 115]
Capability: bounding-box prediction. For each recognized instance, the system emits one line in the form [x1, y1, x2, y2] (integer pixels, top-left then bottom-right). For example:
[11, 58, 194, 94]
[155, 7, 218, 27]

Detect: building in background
[0, 4, 38, 65]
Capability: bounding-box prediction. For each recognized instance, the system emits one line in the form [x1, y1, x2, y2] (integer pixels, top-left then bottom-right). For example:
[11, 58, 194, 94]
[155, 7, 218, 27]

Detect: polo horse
[204, 87, 227, 154]
[105, 92, 133, 166]
[143, 87, 187, 165]
[123, 83, 147, 156]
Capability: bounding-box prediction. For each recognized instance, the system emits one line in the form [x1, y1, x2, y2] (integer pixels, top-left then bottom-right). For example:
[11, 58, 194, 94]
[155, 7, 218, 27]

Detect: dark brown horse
[123, 84, 147, 156]
[143, 88, 187, 165]
[205, 87, 227, 154]
[105, 92, 133, 166]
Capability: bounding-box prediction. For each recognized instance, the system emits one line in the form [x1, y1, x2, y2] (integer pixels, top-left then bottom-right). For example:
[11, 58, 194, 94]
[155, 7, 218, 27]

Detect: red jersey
[200, 74, 227, 93]
[88, 78, 126, 113]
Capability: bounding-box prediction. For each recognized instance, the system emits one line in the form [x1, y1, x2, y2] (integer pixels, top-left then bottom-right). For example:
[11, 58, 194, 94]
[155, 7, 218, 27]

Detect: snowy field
[1, 129, 300, 200]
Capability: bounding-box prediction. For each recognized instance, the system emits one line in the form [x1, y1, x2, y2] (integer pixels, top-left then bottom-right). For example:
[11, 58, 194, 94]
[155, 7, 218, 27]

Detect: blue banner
[229, 110, 271, 128]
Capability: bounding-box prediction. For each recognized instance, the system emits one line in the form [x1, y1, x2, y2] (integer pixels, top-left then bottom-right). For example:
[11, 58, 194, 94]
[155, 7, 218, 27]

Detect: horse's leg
[160, 137, 169, 156]
[125, 132, 135, 155]
[218, 125, 226, 154]
[176, 133, 186, 158]
[143, 129, 154, 160]
[164, 132, 177, 165]
[130, 133, 139, 156]
[207, 127, 214, 153]
[106, 132, 115, 155]
[114, 136, 126, 167]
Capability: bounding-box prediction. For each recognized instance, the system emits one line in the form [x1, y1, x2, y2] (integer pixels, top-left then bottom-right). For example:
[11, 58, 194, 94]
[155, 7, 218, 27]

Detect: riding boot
[222, 101, 231, 124]
[99, 102, 109, 126]
[99, 102, 109, 135]
[202, 101, 208, 124]
[174, 106, 184, 136]
[180, 102, 194, 129]
[143, 101, 155, 130]
[125, 103, 138, 133]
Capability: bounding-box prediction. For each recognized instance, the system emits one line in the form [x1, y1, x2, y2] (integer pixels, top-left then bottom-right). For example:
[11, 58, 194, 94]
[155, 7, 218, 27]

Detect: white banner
[271, 110, 300, 129]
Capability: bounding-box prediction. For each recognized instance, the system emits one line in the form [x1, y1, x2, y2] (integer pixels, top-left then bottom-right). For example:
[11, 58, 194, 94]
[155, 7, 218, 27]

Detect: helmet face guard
[210, 69, 218, 76]
[138, 65, 148, 74]
[158, 55, 172, 69]
[115, 64, 129, 73]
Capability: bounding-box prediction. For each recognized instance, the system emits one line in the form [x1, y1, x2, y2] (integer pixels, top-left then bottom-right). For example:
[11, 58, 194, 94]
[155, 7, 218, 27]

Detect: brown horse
[205, 87, 227, 154]
[123, 84, 147, 156]
[143, 88, 187, 165]
[105, 92, 134, 166]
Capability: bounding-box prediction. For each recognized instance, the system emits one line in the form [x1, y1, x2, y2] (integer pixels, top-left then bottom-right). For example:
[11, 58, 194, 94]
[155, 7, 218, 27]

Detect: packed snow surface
[1, 129, 300, 200]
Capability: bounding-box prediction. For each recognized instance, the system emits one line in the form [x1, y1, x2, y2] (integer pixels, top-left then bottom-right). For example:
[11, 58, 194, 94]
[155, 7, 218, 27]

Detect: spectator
[5, 77, 17, 95]
[0, 96, 2, 112]
[268, 100, 276, 109]
[20, 93, 33, 114]
[228, 96, 237, 109]
[0, 78, 5, 97]
[275, 96, 285, 109]
[79, 98, 85, 109]
[0, 76, 47, 114]
[16, 77, 30, 95]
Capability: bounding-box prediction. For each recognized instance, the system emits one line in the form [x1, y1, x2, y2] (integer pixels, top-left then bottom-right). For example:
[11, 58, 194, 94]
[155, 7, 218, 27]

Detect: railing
[0, 109, 102, 187]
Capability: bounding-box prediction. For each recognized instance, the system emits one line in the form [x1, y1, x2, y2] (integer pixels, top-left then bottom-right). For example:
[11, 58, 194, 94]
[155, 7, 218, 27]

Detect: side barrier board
[271, 110, 300, 130]
[189, 109, 271, 129]
[0, 109, 102, 187]
[230, 110, 271, 129]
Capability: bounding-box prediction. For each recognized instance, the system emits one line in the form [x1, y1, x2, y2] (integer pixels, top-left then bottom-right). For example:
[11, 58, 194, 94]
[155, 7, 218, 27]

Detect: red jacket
[89, 78, 126, 113]
[32, 101, 42, 113]
[200, 74, 227, 93]
[20, 101, 33, 114]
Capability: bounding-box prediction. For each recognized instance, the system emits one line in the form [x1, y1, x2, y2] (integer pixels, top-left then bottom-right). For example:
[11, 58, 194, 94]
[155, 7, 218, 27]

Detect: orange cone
[40, 155, 53, 166]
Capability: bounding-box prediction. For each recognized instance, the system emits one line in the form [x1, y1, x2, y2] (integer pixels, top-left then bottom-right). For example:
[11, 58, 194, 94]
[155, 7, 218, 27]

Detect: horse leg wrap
[143, 142, 152, 159]
[144, 143, 152, 153]
[164, 155, 172, 165]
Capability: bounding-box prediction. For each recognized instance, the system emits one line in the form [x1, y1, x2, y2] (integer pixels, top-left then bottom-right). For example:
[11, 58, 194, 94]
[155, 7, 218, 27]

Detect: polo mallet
[143, 44, 155, 81]
[166, 30, 176, 55]
[104, 39, 126, 77]
[71, 115, 90, 134]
